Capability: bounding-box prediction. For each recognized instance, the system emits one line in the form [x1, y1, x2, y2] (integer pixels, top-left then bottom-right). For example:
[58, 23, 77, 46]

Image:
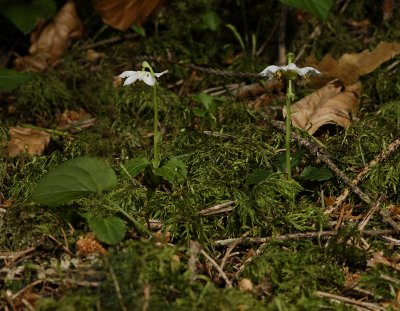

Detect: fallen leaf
[307, 41, 400, 85]
[56, 108, 94, 131]
[86, 49, 106, 63]
[14, 0, 83, 71]
[93, 0, 164, 31]
[7, 126, 51, 157]
[284, 80, 362, 134]
[76, 233, 107, 256]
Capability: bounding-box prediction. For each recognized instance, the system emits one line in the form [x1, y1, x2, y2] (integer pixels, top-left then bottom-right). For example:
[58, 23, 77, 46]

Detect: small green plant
[30, 156, 148, 245]
[119, 61, 187, 185]
[259, 53, 321, 180]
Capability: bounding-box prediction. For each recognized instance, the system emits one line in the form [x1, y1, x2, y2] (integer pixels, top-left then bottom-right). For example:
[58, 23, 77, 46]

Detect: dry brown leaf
[93, 0, 164, 31]
[56, 108, 94, 130]
[7, 127, 51, 157]
[86, 48, 106, 62]
[76, 233, 107, 255]
[283, 80, 362, 134]
[14, 0, 83, 71]
[307, 41, 400, 85]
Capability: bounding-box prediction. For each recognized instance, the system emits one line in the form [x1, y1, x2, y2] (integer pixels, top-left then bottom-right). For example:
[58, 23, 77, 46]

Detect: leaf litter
[2, 1, 400, 310]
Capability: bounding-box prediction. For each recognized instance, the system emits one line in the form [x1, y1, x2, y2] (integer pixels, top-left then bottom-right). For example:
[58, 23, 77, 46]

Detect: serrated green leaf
[31, 157, 117, 206]
[299, 165, 333, 181]
[1, 0, 57, 34]
[279, 0, 333, 20]
[88, 216, 126, 245]
[0, 68, 33, 92]
[125, 157, 150, 177]
[153, 157, 187, 183]
[247, 169, 271, 185]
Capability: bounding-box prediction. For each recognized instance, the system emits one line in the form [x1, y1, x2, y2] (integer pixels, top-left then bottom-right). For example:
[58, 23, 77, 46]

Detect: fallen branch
[214, 229, 397, 246]
[315, 291, 386, 311]
[267, 119, 372, 206]
[333, 136, 400, 212]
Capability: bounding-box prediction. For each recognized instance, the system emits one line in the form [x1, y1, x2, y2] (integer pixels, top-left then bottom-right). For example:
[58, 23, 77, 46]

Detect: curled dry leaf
[307, 41, 400, 85]
[7, 126, 51, 157]
[93, 0, 164, 31]
[14, 0, 83, 71]
[284, 80, 362, 134]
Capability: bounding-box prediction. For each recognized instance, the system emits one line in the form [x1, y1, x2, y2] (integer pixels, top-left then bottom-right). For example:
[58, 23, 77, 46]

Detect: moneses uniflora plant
[119, 61, 187, 185]
[119, 61, 168, 168]
[259, 53, 321, 180]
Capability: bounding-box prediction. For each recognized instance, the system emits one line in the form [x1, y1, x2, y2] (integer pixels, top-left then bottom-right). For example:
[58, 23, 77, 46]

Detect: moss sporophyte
[259, 53, 321, 180]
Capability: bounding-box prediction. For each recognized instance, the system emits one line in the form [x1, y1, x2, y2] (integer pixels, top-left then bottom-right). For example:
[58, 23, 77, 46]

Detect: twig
[46, 234, 74, 256]
[294, 26, 321, 63]
[200, 249, 232, 287]
[234, 242, 267, 280]
[0, 246, 36, 261]
[267, 119, 372, 206]
[358, 195, 386, 231]
[198, 201, 236, 216]
[188, 240, 201, 282]
[214, 229, 397, 246]
[333, 136, 400, 212]
[78, 33, 139, 50]
[220, 230, 252, 270]
[108, 261, 127, 311]
[379, 209, 400, 232]
[315, 291, 386, 311]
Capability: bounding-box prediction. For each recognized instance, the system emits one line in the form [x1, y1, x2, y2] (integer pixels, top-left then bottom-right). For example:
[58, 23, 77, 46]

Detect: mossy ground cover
[1, 0, 400, 310]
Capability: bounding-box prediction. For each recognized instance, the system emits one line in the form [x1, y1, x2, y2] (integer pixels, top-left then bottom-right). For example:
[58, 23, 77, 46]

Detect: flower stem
[141, 61, 161, 169]
[285, 53, 295, 180]
[153, 85, 160, 168]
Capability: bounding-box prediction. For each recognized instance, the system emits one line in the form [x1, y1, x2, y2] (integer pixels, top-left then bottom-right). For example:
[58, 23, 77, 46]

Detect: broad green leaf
[193, 92, 213, 110]
[279, 0, 333, 20]
[88, 216, 126, 245]
[1, 0, 57, 34]
[201, 11, 221, 31]
[125, 157, 150, 177]
[31, 157, 117, 206]
[0, 68, 33, 92]
[153, 157, 187, 183]
[247, 169, 271, 185]
[274, 149, 306, 173]
[299, 165, 333, 181]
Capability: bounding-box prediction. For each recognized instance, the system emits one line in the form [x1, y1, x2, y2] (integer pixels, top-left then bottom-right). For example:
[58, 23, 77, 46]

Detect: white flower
[259, 63, 321, 80]
[119, 70, 168, 86]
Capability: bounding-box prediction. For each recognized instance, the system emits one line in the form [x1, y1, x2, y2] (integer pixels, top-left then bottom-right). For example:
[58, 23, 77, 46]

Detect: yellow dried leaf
[307, 41, 400, 85]
[7, 127, 51, 157]
[284, 80, 362, 134]
[14, 0, 83, 71]
[93, 0, 164, 31]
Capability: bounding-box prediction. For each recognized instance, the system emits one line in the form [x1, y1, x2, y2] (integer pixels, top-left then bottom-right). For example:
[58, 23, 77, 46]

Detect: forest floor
[1, 1, 400, 310]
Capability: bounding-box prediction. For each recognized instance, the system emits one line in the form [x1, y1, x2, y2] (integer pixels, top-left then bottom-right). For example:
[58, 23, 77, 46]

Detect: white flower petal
[154, 70, 169, 78]
[281, 63, 301, 72]
[123, 74, 140, 86]
[119, 71, 138, 78]
[298, 67, 321, 77]
[142, 72, 156, 86]
[259, 65, 281, 77]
